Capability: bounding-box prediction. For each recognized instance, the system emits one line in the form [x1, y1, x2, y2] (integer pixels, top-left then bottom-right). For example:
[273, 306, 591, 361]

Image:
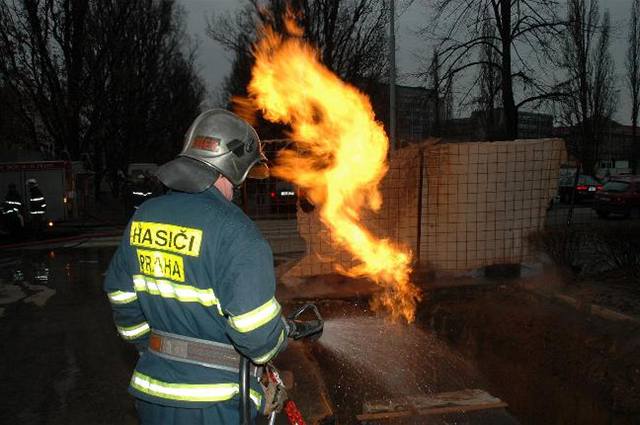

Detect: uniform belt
[149, 330, 263, 377]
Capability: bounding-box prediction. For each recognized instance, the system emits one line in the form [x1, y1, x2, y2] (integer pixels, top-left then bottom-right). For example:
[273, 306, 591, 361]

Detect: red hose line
[283, 400, 306, 425]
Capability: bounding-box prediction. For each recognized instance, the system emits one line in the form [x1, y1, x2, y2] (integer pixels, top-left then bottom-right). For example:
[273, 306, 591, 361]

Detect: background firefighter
[26, 178, 46, 234]
[104, 109, 287, 425]
[2, 183, 24, 237]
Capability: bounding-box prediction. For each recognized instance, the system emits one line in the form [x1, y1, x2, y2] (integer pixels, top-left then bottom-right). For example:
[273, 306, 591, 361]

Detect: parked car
[593, 176, 640, 218]
[558, 174, 602, 203]
[269, 180, 297, 215]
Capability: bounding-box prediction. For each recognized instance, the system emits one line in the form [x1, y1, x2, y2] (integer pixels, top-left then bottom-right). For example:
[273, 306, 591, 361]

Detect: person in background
[2, 183, 24, 237]
[27, 178, 46, 235]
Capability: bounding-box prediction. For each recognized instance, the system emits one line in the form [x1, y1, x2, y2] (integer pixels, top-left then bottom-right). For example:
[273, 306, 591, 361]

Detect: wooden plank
[356, 401, 509, 421]
[358, 389, 508, 422]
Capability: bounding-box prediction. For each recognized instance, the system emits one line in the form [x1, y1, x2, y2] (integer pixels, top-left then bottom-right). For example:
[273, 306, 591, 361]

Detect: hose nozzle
[286, 303, 323, 340]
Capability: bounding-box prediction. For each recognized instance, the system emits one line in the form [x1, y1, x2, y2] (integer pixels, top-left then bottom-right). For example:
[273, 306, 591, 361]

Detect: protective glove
[260, 365, 288, 416]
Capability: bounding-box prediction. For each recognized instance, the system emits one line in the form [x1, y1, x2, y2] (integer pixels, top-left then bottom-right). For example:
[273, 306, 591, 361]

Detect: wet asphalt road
[0, 247, 139, 425]
[0, 246, 311, 425]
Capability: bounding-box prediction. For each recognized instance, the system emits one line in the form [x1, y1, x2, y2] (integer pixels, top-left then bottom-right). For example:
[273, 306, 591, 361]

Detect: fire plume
[244, 20, 421, 322]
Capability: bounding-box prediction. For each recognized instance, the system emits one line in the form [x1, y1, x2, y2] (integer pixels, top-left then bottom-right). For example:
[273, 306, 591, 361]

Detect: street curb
[0, 231, 123, 251]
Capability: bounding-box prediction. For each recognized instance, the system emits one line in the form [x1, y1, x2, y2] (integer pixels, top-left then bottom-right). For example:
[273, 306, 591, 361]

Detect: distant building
[553, 120, 637, 163]
[442, 109, 553, 140]
[367, 84, 449, 146]
[518, 111, 555, 139]
[440, 116, 480, 140]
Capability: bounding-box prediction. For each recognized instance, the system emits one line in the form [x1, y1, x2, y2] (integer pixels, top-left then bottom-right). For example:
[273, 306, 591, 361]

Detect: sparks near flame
[243, 19, 421, 322]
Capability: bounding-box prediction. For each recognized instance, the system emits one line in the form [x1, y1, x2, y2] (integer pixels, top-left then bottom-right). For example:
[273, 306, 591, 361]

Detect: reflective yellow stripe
[132, 275, 223, 315]
[228, 297, 282, 333]
[117, 322, 150, 340]
[131, 371, 262, 407]
[253, 329, 286, 364]
[108, 290, 138, 304]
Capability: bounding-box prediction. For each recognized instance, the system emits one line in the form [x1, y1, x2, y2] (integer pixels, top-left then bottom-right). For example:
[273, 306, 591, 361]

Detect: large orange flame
[243, 20, 421, 322]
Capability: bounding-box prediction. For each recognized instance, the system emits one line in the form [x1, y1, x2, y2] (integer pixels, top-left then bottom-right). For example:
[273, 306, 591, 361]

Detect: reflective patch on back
[137, 249, 185, 282]
[130, 221, 203, 257]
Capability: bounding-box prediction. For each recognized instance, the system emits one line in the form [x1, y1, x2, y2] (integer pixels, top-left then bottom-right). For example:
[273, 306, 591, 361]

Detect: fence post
[566, 162, 581, 227]
[416, 147, 425, 267]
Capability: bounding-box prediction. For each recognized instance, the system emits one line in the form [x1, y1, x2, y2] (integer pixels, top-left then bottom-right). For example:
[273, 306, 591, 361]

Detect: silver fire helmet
[156, 109, 269, 192]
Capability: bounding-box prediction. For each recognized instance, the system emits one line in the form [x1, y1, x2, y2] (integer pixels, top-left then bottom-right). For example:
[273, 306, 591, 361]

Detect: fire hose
[239, 303, 324, 425]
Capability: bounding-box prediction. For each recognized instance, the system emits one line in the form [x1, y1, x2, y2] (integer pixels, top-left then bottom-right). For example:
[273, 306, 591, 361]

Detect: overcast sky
[181, 0, 635, 125]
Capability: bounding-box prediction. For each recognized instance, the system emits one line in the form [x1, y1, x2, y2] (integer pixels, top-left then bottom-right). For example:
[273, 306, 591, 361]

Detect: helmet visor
[156, 156, 219, 193]
[247, 160, 270, 180]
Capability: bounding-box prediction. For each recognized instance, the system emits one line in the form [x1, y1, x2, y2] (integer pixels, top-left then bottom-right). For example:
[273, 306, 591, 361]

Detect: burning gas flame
[242, 19, 421, 322]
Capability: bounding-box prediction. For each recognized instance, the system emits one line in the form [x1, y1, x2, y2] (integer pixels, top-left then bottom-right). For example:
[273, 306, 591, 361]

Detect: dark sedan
[593, 176, 640, 218]
[558, 175, 602, 203]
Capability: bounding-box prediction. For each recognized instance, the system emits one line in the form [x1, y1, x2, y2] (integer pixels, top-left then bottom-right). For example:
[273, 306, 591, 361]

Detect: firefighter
[104, 109, 287, 425]
[130, 173, 154, 210]
[2, 183, 24, 236]
[26, 179, 46, 233]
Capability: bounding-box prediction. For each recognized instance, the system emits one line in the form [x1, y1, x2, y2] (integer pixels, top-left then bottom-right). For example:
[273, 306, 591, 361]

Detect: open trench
[280, 283, 640, 425]
[418, 284, 640, 425]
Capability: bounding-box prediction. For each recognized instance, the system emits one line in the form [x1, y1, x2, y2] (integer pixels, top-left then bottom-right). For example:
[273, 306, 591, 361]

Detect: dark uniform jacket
[28, 185, 46, 215]
[3, 188, 22, 217]
[104, 187, 287, 411]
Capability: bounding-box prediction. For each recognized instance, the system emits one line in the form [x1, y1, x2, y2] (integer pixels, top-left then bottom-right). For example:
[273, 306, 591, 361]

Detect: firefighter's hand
[261, 377, 287, 416]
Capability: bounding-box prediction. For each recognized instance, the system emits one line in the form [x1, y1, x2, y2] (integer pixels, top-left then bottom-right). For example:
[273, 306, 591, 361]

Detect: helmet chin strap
[213, 175, 234, 201]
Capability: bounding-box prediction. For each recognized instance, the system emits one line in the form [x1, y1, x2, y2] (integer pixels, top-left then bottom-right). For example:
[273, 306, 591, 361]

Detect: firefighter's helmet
[156, 109, 269, 193]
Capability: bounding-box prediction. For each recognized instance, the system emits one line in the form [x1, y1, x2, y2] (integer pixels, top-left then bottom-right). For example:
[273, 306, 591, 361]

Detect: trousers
[135, 399, 256, 425]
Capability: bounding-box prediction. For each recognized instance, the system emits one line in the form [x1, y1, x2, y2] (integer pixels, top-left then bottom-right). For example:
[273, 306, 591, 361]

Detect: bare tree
[559, 0, 616, 173]
[90, 1, 205, 193]
[476, 10, 502, 140]
[208, 0, 388, 107]
[420, 0, 563, 140]
[0, 0, 96, 158]
[0, 0, 205, 192]
[427, 48, 442, 135]
[427, 47, 456, 137]
[627, 0, 640, 172]
[0, 79, 40, 153]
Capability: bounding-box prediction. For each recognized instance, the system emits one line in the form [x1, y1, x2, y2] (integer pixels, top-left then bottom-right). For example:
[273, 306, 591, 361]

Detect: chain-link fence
[419, 139, 565, 272]
[247, 138, 583, 281]
[241, 136, 640, 282]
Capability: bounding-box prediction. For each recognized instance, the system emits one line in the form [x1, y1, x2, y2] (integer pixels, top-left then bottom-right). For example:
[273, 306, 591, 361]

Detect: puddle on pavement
[0, 247, 299, 318]
[0, 255, 54, 311]
[0, 247, 119, 315]
[0, 282, 27, 304]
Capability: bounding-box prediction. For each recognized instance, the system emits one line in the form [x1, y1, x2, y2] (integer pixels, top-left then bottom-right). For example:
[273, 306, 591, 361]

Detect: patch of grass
[591, 225, 640, 288]
[530, 223, 640, 290]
